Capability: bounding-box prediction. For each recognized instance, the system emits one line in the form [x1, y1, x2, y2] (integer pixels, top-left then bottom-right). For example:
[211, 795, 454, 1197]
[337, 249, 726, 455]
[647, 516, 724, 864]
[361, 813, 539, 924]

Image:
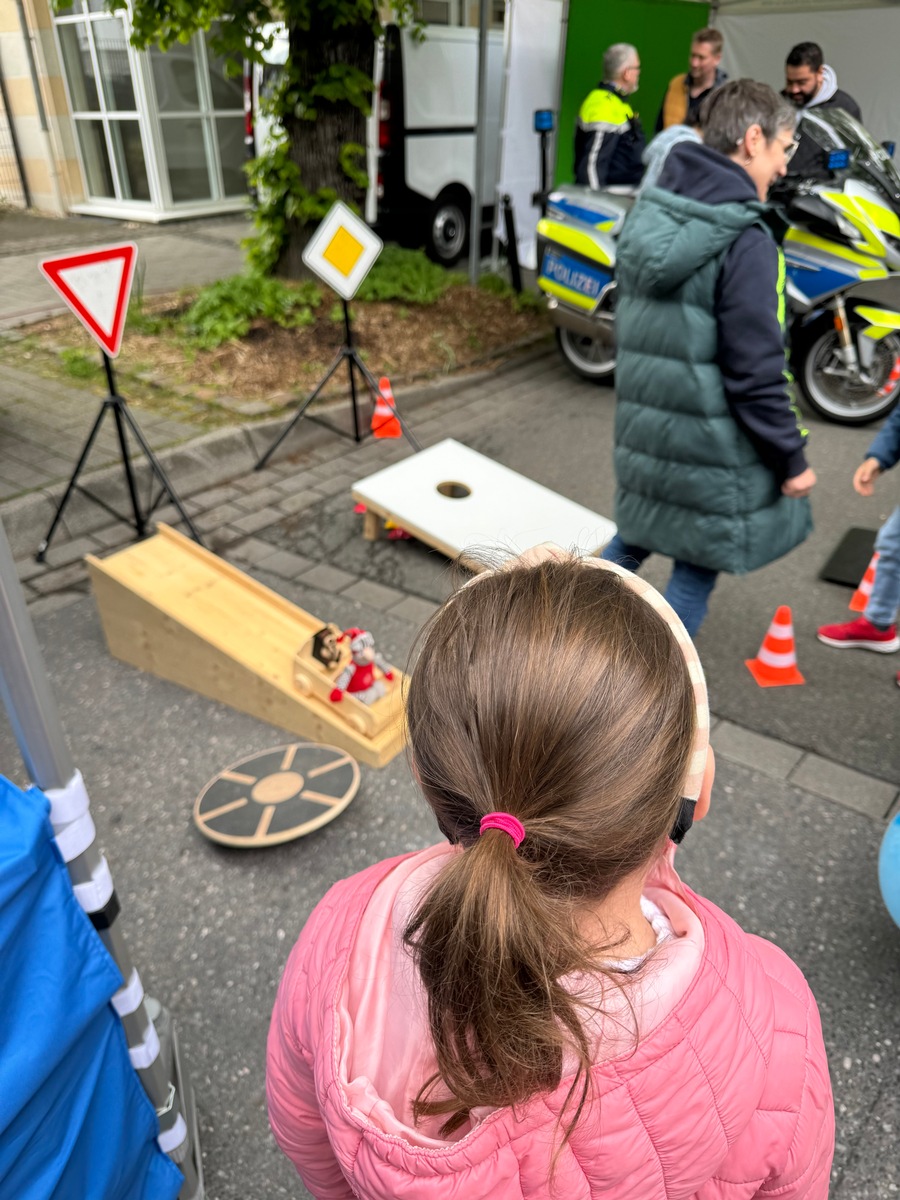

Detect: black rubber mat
[819, 526, 878, 587]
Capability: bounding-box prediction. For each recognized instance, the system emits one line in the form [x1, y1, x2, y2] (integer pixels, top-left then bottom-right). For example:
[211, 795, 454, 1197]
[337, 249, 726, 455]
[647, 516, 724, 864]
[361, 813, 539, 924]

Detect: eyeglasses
[743, 134, 800, 161]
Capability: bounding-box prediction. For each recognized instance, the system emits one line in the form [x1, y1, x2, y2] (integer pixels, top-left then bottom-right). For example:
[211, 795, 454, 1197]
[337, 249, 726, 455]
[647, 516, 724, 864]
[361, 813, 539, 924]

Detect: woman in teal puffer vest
[603, 80, 815, 637]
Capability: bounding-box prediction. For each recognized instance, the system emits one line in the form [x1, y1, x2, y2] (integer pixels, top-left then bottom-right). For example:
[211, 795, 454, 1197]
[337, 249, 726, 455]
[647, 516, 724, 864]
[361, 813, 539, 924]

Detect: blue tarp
[0, 775, 183, 1200]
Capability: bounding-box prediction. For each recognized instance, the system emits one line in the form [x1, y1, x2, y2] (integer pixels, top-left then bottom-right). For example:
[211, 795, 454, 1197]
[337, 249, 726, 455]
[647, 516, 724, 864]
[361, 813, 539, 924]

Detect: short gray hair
[604, 43, 638, 83]
[700, 78, 796, 155]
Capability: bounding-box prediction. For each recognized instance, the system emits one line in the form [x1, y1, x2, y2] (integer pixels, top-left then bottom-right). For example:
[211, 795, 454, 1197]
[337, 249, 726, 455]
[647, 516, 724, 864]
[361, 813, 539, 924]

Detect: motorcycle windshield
[800, 108, 900, 209]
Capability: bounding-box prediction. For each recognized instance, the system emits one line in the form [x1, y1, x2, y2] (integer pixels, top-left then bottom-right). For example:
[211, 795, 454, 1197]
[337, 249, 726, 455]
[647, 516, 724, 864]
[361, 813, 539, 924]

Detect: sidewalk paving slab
[711, 720, 806, 778]
[257, 548, 315, 580]
[273, 490, 322, 517]
[340, 578, 407, 612]
[788, 754, 898, 821]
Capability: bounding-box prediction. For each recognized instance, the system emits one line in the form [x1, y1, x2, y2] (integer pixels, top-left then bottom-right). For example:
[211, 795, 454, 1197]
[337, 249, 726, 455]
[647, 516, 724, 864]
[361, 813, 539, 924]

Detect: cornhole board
[85, 525, 405, 768]
[352, 439, 616, 567]
[819, 526, 878, 588]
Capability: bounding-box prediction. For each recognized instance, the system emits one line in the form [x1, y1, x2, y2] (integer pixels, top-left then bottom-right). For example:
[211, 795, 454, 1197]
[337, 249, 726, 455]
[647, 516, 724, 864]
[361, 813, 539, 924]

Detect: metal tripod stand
[255, 299, 420, 471]
[36, 353, 203, 562]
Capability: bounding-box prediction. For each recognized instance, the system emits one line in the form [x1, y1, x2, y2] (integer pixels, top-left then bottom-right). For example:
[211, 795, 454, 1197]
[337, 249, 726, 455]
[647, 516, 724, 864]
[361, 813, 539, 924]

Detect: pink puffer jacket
[267, 843, 834, 1199]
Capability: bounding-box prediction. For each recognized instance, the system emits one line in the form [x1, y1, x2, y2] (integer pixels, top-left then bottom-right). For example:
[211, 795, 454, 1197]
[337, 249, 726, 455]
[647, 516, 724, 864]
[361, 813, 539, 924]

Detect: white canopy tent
[715, 0, 900, 142]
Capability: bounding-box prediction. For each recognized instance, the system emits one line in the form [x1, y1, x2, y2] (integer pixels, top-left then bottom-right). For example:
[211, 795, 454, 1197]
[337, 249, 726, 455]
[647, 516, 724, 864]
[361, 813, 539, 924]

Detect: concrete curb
[0, 343, 556, 558]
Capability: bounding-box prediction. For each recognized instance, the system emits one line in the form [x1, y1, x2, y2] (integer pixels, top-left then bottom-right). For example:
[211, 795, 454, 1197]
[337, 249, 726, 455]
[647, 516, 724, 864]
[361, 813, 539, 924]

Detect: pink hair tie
[479, 812, 526, 848]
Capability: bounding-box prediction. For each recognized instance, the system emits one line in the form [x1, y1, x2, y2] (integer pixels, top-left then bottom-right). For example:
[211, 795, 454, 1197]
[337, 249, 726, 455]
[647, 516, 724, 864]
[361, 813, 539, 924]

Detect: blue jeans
[602, 534, 719, 638]
[866, 505, 900, 628]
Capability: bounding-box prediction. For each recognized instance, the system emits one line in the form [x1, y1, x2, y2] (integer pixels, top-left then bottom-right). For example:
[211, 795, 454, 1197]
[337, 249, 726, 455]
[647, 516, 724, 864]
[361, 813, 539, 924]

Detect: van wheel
[426, 189, 469, 265]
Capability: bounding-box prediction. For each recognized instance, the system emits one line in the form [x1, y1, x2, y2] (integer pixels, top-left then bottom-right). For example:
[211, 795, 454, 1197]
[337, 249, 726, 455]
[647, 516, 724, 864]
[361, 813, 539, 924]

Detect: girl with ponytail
[268, 548, 833, 1199]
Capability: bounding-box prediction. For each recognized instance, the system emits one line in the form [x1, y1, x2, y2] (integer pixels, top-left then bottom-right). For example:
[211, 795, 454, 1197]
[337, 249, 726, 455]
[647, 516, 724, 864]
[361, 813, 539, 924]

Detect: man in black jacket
[782, 42, 861, 178]
[574, 44, 645, 189]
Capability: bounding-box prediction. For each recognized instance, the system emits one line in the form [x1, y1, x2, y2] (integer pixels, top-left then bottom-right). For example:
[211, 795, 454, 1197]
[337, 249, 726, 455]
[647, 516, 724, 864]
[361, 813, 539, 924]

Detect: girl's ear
[694, 745, 715, 822]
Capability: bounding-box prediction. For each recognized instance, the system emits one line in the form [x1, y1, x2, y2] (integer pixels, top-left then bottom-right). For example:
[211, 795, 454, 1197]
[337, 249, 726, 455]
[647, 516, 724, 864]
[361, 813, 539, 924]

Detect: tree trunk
[275, 15, 376, 278]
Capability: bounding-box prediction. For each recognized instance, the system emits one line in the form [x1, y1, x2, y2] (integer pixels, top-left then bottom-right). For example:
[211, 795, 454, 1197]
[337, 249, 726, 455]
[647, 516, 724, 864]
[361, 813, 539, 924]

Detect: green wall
[557, 0, 711, 183]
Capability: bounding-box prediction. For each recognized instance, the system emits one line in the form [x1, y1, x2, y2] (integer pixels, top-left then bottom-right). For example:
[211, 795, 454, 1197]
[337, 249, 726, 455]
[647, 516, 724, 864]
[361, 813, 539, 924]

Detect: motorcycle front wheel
[555, 326, 616, 383]
[796, 317, 900, 425]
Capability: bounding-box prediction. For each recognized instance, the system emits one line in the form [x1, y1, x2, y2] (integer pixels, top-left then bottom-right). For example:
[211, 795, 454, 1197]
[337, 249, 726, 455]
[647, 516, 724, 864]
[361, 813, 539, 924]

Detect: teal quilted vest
[613, 186, 812, 575]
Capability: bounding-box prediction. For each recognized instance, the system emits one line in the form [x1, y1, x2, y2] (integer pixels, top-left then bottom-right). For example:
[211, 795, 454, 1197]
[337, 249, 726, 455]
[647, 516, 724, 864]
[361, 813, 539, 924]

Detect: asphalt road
[0, 582, 896, 1199]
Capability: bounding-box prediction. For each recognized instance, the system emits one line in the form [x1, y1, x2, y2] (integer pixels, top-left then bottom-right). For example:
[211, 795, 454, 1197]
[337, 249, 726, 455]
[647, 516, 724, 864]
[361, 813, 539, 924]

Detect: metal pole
[468, 0, 491, 286]
[0, 522, 73, 790]
[0, 516, 203, 1198]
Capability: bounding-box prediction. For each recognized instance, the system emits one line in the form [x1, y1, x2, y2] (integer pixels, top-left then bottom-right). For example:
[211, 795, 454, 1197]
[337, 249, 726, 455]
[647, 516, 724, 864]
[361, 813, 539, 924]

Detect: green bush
[127, 300, 171, 337]
[513, 289, 546, 315]
[182, 274, 323, 349]
[59, 348, 96, 379]
[477, 273, 514, 299]
[356, 245, 464, 304]
[478, 273, 545, 314]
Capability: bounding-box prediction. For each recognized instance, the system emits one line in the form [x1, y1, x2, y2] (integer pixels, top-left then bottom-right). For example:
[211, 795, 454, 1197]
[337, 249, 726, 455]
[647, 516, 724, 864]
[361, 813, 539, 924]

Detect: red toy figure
[329, 628, 394, 706]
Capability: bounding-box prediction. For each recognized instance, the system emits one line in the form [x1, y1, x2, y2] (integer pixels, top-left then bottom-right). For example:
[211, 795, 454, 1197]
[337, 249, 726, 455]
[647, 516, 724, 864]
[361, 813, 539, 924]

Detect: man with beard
[656, 28, 727, 131]
[783, 42, 861, 178]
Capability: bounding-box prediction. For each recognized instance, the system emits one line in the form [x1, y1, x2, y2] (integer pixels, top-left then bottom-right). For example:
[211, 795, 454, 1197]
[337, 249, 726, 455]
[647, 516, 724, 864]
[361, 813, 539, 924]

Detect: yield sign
[40, 242, 138, 358]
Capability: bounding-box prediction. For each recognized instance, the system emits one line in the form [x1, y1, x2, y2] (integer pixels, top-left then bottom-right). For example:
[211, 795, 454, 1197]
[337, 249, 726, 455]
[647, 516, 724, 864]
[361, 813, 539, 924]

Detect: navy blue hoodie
[657, 141, 809, 481]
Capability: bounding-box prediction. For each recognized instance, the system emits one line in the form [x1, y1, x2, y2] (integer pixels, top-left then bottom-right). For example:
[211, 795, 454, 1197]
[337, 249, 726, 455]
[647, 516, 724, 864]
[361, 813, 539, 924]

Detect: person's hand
[853, 457, 882, 497]
[781, 466, 816, 498]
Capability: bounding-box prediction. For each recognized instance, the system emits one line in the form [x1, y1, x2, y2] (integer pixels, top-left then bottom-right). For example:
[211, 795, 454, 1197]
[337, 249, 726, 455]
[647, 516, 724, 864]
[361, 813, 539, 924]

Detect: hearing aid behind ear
[670, 798, 696, 845]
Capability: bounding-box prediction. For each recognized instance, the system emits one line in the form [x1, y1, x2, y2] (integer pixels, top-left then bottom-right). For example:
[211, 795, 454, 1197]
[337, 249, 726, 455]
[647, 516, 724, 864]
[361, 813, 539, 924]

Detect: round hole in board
[437, 481, 472, 499]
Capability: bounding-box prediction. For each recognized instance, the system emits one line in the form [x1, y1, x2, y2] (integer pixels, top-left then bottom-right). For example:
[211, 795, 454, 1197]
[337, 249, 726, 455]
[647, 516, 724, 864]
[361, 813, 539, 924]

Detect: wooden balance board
[194, 742, 360, 847]
[85, 525, 406, 768]
[352, 438, 616, 567]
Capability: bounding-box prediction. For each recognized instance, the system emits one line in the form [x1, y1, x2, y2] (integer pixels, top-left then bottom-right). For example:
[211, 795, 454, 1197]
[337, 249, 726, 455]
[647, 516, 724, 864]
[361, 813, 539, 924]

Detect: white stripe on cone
[757, 646, 797, 668]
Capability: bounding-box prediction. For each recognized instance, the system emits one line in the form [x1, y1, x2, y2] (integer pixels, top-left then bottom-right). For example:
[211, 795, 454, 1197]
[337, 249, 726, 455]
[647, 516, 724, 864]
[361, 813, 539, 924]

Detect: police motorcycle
[536, 108, 900, 425]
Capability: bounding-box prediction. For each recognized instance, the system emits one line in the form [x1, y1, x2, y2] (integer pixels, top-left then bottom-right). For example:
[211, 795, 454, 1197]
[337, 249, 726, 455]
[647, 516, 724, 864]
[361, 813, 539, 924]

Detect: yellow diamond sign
[302, 201, 383, 300]
[322, 227, 365, 277]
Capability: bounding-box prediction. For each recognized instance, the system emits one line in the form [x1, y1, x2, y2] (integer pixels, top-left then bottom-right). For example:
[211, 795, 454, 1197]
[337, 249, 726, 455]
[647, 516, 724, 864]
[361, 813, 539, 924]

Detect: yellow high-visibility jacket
[574, 84, 645, 189]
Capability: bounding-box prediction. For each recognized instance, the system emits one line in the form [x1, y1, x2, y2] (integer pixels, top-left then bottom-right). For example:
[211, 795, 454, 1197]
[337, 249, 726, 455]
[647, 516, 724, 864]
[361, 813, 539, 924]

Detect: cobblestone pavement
[0, 363, 195, 501]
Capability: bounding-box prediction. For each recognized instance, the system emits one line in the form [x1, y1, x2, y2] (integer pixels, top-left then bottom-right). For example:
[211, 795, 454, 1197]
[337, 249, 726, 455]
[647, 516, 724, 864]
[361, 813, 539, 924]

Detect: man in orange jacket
[656, 28, 726, 131]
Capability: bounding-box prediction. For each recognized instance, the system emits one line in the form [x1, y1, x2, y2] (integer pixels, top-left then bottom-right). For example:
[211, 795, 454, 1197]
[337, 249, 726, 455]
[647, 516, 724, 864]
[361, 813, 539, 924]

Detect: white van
[244, 22, 504, 264]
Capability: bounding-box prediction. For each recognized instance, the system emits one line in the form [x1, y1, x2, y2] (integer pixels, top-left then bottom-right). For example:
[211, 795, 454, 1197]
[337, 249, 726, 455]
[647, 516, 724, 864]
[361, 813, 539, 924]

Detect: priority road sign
[40, 243, 138, 358]
[301, 201, 382, 300]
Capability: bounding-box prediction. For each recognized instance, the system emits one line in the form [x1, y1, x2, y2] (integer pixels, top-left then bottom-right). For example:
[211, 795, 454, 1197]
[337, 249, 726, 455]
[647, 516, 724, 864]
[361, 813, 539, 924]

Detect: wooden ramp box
[86, 525, 406, 769]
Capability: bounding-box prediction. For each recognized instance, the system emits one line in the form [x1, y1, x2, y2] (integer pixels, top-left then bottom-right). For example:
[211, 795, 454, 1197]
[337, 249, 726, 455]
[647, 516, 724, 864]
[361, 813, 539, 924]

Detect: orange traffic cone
[745, 605, 806, 687]
[849, 552, 879, 612]
[372, 376, 402, 439]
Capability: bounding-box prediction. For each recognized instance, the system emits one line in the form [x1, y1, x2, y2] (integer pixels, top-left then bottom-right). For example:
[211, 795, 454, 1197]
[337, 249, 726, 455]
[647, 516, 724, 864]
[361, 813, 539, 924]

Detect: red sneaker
[817, 615, 900, 653]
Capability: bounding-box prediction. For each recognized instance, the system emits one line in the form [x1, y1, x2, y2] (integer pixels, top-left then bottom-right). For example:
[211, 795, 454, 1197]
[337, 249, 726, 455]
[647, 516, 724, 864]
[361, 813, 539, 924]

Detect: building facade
[0, 0, 504, 220]
[0, 0, 247, 219]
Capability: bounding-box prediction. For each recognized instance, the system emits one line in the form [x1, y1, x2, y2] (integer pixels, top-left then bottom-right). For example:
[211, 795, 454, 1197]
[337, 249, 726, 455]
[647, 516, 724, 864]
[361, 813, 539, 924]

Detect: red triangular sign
[40, 242, 138, 358]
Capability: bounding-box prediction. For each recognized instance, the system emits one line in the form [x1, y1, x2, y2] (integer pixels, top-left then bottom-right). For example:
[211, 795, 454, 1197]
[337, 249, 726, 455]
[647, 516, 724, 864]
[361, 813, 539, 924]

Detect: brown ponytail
[403, 558, 695, 1137]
